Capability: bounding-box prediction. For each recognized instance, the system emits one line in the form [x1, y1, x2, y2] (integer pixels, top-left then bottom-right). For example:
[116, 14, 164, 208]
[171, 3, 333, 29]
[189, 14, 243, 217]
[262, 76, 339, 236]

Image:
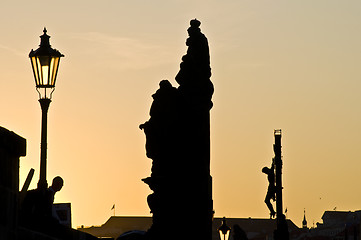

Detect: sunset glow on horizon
[1, 0, 361, 229]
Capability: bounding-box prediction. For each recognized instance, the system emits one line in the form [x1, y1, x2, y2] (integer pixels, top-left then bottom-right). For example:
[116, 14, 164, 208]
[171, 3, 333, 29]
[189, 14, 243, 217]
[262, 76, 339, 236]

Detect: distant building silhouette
[290, 210, 361, 239]
[315, 210, 361, 238]
[79, 217, 152, 239]
[79, 211, 361, 240]
[78, 216, 300, 240]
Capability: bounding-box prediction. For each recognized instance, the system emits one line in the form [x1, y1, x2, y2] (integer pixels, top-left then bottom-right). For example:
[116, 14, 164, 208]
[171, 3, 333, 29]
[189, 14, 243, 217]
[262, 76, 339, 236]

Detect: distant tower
[302, 209, 308, 229]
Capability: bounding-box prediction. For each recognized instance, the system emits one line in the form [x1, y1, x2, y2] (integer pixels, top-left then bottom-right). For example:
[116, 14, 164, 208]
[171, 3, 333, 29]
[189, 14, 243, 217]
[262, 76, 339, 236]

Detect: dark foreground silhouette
[20, 177, 63, 230]
[18, 176, 98, 239]
[0, 126, 97, 240]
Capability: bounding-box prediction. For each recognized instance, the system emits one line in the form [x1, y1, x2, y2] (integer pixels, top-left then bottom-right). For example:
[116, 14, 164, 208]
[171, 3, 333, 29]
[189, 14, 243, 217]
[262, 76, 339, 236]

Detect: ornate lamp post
[29, 28, 64, 191]
[218, 217, 231, 240]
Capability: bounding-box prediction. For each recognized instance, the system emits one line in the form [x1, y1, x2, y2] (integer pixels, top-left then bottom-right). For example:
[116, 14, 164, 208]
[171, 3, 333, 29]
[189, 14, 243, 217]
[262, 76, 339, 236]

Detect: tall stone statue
[140, 19, 214, 240]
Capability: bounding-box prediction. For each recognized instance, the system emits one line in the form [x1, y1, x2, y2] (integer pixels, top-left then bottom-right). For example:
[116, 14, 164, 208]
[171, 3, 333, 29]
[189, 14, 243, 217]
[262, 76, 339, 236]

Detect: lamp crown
[29, 29, 64, 58]
[39, 27, 51, 48]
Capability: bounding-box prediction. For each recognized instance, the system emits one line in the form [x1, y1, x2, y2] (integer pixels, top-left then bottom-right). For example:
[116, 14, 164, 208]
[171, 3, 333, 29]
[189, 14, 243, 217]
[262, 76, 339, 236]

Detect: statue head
[190, 19, 201, 28]
[187, 19, 201, 37]
[159, 80, 172, 89]
[262, 167, 270, 174]
[51, 176, 64, 192]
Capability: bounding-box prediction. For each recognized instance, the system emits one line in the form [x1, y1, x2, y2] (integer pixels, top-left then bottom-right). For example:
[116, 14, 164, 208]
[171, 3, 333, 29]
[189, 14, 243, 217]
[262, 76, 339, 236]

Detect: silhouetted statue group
[140, 19, 213, 240]
[19, 177, 65, 233]
[21, 177, 63, 225]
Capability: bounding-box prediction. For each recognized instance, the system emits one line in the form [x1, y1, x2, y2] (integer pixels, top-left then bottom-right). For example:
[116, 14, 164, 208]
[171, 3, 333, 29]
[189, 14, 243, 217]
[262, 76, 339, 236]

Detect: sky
[1, 0, 361, 229]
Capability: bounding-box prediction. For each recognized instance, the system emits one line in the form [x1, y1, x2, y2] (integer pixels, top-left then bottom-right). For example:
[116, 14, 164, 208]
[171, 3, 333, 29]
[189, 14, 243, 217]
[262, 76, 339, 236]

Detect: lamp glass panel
[36, 57, 43, 86]
[32, 55, 59, 87]
[50, 57, 60, 86]
[40, 56, 50, 86]
[31, 56, 40, 85]
[219, 230, 230, 240]
[42, 65, 49, 86]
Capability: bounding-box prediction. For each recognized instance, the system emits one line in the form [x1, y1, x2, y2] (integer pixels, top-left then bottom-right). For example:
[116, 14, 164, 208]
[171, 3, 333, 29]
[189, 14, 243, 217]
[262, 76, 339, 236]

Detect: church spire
[302, 208, 308, 229]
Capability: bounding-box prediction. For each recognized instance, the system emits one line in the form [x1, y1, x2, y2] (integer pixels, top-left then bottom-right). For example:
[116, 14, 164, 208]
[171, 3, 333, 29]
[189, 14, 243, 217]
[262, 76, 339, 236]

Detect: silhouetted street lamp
[218, 217, 231, 240]
[29, 28, 64, 191]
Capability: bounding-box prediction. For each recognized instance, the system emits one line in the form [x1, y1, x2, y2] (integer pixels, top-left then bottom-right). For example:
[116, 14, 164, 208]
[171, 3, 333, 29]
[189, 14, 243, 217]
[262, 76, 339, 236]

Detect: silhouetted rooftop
[79, 216, 300, 239]
[79, 216, 151, 239]
[321, 210, 361, 228]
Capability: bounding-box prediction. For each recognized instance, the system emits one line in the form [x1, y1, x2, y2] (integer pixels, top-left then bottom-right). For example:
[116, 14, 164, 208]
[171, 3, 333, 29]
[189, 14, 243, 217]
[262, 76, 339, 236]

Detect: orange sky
[1, 0, 361, 229]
